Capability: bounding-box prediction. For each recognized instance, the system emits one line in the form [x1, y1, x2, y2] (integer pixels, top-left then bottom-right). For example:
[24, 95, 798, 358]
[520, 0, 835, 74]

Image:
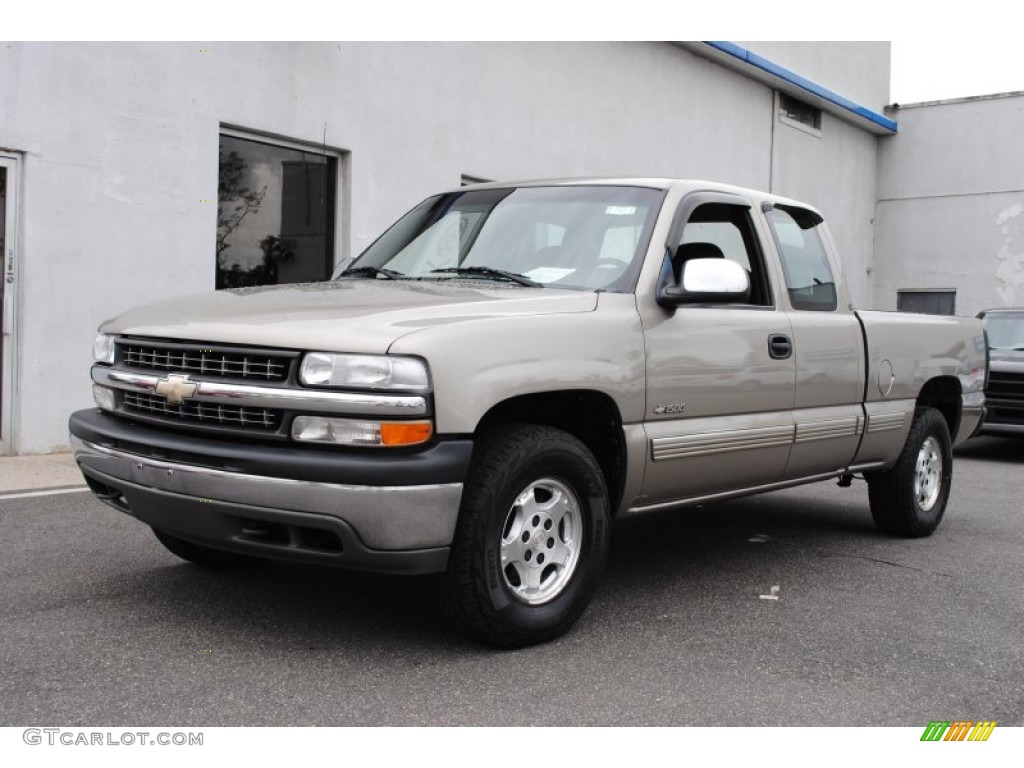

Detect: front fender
[387, 293, 646, 433]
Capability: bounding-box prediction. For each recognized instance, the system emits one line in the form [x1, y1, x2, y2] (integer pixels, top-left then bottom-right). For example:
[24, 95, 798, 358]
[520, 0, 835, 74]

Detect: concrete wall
[771, 105, 880, 307]
[875, 93, 1024, 315]
[0, 41, 886, 453]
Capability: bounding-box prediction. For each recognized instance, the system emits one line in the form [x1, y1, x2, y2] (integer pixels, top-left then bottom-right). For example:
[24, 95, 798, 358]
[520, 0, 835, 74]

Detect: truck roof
[979, 307, 1024, 314]
[448, 176, 823, 216]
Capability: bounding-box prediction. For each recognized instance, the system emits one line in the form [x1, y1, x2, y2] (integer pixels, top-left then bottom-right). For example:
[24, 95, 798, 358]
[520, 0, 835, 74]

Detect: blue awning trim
[705, 41, 897, 133]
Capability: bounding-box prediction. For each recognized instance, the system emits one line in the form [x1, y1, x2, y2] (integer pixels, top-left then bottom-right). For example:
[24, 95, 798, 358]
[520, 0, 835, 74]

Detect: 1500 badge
[653, 403, 685, 415]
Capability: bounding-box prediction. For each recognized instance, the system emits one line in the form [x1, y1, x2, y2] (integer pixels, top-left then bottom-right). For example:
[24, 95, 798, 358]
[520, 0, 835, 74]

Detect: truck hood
[100, 280, 599, 354]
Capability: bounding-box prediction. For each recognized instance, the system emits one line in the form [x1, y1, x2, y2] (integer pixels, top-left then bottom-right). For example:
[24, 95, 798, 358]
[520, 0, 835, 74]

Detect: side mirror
[657, 258, 750, 307]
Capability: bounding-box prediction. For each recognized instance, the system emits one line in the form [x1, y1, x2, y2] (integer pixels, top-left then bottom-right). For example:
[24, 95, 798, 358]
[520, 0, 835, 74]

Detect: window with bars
[779, 93, 822, 131]
[897, 290, 956, 315]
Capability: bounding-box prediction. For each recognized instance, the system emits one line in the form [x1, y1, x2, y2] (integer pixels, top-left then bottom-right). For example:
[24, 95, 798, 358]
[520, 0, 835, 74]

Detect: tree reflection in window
[216, 135, 336, 289]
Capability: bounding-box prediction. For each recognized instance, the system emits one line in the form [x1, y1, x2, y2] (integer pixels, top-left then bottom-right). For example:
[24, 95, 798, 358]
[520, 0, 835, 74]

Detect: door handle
[768, 334, 793, 359]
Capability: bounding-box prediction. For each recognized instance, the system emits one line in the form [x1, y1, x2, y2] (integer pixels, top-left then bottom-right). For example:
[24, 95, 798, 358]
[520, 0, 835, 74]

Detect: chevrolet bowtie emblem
[154, 373, 198, 404]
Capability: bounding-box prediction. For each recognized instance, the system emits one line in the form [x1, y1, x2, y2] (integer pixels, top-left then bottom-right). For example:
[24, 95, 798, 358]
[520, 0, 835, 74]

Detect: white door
[0, 154, 20, 455]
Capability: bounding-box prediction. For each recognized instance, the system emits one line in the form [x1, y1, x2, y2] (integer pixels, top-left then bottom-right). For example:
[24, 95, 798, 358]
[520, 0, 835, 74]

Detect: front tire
[436, 424, 611, 648]
[867, 407, 953, 537]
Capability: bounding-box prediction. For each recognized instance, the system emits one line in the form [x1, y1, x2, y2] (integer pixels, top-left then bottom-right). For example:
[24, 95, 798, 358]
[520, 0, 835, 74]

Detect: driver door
[639, 195, 796, 506]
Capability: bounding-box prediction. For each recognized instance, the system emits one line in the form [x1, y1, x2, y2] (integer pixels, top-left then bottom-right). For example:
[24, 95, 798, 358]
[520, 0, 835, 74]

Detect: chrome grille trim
[119, 341, 292, 381]
[123, 392, 281, 430]
[93, 367, 429, 418]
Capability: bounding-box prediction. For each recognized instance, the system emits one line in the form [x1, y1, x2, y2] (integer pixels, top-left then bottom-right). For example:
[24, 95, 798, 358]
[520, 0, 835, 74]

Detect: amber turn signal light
[380, 421, 433, 446]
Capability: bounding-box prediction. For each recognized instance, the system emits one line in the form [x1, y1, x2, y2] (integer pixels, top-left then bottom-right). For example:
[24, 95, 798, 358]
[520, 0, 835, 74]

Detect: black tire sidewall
[910, 412, 953, 529]
[868, 406, 954, 537]
[473, 436, 610, 639]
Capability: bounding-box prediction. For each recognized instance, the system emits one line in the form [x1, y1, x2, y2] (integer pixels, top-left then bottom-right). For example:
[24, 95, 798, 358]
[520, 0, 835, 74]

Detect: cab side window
[673, 203, 773, 306]
[765, 205, 837, 311]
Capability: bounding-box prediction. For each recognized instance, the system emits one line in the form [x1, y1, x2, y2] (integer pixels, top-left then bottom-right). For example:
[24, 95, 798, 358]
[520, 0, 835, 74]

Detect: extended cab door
[761, 203, 866, 479]
[638, 193, 796, 506]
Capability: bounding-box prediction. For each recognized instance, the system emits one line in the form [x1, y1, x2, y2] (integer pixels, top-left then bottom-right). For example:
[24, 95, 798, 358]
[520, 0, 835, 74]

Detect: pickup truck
[69, 178, 987, 647]
[977, 307, 1024, 436]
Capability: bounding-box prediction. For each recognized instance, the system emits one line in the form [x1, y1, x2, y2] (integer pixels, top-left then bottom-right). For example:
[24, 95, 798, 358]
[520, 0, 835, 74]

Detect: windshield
[982, 312, 1024, 350]
[337, 186, 664, 291]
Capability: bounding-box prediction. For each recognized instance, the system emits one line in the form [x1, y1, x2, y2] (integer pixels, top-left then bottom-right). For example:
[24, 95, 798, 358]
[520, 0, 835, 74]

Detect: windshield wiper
[429, 266, 542, 287]
[339, 266, 406, 280]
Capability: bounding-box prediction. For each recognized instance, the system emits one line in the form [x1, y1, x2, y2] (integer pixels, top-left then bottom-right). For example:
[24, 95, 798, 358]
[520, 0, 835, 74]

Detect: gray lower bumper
[72, 436, 464, 573]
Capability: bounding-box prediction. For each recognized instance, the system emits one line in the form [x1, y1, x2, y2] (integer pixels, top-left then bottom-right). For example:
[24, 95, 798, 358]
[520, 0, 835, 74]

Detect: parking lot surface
[1, 437, 1020, 726]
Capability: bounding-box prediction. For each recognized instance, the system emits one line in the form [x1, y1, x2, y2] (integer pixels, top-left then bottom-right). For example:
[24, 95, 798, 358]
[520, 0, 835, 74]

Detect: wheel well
[916, 376, 961, 437]
[476, 391, 627, 512]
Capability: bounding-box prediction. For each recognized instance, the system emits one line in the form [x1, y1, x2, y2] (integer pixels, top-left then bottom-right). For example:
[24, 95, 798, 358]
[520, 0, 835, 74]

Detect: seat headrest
[673, 241, 725, 280]
[676, 242, 725, 261]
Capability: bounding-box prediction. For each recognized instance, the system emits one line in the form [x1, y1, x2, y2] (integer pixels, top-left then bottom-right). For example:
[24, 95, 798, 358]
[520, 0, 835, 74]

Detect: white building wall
[0, 41, 886, 453]
[874, 93, 1024, 315]
[771, 107, 880, 307]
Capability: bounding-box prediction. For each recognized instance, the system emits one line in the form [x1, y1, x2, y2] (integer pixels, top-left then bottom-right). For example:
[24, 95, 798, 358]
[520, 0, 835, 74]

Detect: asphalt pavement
[0, 437, 1021, 725]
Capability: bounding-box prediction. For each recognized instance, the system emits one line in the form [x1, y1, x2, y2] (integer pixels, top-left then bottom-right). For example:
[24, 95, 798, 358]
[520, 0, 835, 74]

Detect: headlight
[93, 333, 115, 364]
[292, 416, 433, 447]
[299, 353, 430, 391]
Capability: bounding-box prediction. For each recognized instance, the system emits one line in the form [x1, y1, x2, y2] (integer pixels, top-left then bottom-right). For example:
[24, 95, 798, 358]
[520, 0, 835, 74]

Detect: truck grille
[985, 370, 1024, 425]
[119, 340, 292, 381]
[123, 391, 282, 431]
[986, 371, 1024, 402]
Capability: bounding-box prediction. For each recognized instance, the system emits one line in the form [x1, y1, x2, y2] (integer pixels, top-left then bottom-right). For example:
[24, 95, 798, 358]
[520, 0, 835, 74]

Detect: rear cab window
[764, 204, 837, 311]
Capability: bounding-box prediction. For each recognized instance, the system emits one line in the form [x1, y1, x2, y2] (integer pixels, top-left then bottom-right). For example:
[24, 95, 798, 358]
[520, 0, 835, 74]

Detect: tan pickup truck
[70, 178, 987, 647]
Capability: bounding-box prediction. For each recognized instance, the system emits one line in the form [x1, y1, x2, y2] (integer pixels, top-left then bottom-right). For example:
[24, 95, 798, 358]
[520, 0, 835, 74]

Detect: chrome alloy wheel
[915, 436, 943, 512]
[499, 478, 583, 605]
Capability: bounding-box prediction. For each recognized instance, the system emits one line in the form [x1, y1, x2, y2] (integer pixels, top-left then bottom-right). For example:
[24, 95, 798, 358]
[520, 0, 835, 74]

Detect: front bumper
[978, 396, 1024, 437]
[69, 409, 473, 574]
[979, 420, 1024, 437]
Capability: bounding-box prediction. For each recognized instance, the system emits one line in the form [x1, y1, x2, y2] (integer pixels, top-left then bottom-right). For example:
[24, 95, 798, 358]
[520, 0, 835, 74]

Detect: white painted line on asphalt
[0, 487, 90, 501]
[759, 585, 781, 601]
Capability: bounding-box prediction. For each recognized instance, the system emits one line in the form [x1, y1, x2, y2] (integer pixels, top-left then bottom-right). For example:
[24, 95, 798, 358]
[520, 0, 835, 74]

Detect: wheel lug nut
[532, 515, 540, 527]
[525, 550, 532, 561]
[537, 553, 545, 564]
[522, 532, 530, 543]
[544, 519, 552, 530]
[547, 538, 554, 548]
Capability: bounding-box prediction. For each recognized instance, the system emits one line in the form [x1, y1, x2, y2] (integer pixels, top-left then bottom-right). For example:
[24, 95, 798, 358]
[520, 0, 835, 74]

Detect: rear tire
[435, 424, 611, 648]
[867, 407, 952, 537]
[152, 528, 264, 569]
